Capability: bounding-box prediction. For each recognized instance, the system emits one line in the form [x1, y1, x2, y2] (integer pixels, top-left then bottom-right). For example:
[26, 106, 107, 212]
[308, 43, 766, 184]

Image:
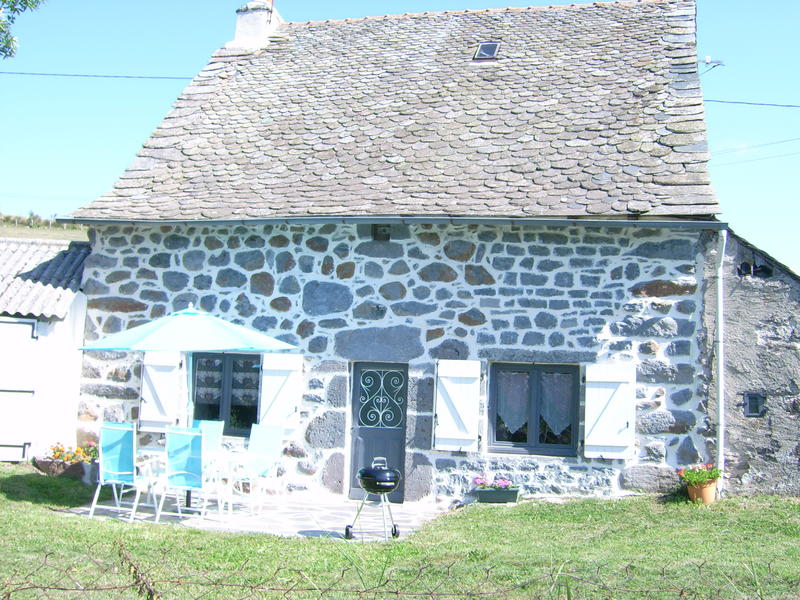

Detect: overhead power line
[1, 72, 799, 109]
[714, 136, 800, 156]
[0, 71, 191, 80]
[714, 150, 800, 167]
[705, 99, 800, 109]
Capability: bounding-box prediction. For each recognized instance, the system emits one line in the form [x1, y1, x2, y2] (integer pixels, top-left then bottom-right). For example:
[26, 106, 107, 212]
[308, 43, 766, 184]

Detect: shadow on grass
[656, 487, 691, 505]
[0, 470, 99, 508]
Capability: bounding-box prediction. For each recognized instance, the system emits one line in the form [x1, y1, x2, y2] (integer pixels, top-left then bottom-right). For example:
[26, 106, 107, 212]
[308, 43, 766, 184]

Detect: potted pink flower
[471, 475, 520, 503]
[677, 464, 722, 504]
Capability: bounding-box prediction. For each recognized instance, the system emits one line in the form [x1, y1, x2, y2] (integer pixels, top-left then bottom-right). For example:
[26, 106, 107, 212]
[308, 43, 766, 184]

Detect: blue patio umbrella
[81, 307, 297, 353]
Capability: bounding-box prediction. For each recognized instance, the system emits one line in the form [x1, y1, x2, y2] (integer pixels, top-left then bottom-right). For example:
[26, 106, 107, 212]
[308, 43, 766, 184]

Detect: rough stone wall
[79, 222, 714, 500]
[704, 233, 800, 495]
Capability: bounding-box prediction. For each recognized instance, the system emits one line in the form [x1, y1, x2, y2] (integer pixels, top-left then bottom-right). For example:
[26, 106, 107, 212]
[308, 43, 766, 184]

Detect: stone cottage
[65, 0, 743, 502]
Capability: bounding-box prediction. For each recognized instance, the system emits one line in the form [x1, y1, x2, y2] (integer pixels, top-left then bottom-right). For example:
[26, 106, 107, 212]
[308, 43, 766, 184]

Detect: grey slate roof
[0, 238, 90, 319]
[70, 0, 718, 223]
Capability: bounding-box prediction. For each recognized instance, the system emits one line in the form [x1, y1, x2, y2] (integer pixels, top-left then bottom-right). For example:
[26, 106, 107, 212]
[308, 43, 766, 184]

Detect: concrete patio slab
[71, 490, 449, 542]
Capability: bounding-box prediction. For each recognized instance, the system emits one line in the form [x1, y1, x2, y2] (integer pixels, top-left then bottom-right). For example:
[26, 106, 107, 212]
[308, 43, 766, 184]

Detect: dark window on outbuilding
[193, 353, 261, 436]
[371, 224, 391, 242]
[744, 392, 766, 417]
[488, 363, 579, 456]
[737, 260, 773, 278]
[474, 42, 500, 60]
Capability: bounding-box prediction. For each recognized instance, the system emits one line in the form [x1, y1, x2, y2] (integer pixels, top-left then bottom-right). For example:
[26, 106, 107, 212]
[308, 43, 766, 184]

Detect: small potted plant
[33, 441, 98, 483]
[677, 463, 721, 504]
[471, 475, 520, 503]
[80, 441, 99, 485]
[34, 443, 84, 478]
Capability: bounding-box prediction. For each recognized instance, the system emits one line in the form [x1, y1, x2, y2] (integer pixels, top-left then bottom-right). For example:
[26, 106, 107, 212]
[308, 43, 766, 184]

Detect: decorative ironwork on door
[357, 369, 406, 428]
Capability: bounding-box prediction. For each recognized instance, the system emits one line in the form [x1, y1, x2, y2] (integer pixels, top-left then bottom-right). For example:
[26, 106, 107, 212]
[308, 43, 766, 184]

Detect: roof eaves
[0, 239, 90, 319]
[61, 215, 726, 231]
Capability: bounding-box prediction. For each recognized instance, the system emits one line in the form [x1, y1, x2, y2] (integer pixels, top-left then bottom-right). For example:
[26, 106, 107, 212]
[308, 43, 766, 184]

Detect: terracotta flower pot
[33, 458, 87, 480]
[687, 479, 718, 504]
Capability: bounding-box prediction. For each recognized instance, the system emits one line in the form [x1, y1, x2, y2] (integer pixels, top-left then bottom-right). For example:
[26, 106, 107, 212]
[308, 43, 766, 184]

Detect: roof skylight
[474, 42, 500, 60]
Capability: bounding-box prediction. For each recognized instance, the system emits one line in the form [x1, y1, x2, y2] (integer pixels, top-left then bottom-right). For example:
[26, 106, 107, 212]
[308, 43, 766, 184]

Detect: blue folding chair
[231, 423, 283, 513]
[89, 422, 152, 522]
[155, 426, 228, 522]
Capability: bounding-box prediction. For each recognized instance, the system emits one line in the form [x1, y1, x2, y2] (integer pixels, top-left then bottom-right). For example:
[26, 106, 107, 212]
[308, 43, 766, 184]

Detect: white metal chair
[192, 419, 225, 472]
[230, 423, 283, 514]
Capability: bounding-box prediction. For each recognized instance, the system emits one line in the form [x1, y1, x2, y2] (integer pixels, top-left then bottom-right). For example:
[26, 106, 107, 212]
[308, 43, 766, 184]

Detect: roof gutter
[59, 215, 727, 231]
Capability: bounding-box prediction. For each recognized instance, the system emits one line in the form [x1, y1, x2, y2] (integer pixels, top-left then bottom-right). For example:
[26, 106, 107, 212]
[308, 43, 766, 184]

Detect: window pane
[193, 357, 223, 421]
[229, 357, 260, 432]
[495, 370, 529, 443]
[474, 42, 499, 59]
[539, 371, 573, 445]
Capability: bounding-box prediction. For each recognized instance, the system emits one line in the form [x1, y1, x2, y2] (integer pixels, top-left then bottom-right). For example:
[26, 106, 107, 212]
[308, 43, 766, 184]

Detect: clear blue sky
[1, 1, 798, 272]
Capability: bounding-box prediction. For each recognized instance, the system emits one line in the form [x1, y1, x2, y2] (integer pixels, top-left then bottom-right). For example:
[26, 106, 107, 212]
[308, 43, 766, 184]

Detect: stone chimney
[225, 1, 283, 50]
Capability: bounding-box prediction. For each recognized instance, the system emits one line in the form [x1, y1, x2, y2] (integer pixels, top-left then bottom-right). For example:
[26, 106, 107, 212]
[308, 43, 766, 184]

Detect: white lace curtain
[540, 372, 572, 435]
[496, 370, 572, 437]
[496, 371, 529, 434]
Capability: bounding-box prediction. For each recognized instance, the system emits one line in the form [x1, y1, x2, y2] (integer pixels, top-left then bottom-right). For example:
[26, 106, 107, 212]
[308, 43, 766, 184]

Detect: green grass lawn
[1, 461, 799, 599]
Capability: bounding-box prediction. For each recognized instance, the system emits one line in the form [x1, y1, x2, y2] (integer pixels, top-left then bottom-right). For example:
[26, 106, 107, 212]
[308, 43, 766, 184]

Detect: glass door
[229, 356, 260, 434]
[193, 356, 224, 421]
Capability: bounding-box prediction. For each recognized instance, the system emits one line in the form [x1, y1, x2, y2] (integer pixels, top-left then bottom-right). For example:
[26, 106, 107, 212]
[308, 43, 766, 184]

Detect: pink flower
[473, 474, 517, 491]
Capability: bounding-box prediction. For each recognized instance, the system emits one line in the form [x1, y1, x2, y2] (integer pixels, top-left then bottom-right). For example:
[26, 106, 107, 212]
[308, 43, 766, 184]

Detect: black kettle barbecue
[357, 463, 401, 494]
[345, 457, 401, 540]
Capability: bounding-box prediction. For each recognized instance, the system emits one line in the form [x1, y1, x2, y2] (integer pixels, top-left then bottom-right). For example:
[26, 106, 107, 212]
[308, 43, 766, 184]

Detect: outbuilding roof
[0, 238, 90, 319]
[69, 0, 717, 223]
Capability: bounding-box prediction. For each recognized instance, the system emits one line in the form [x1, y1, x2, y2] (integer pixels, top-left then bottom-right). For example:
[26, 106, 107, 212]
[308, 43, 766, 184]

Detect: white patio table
[136, 444, 236, 519]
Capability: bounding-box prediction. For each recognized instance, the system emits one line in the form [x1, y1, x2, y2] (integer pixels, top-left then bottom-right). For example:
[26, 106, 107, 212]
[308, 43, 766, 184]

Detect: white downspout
[715, 228, 728, 491]
[183, 351, 193, 428]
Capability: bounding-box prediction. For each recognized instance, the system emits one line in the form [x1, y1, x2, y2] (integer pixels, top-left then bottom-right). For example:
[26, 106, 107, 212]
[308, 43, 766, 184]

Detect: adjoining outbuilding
[703, 231, 800, 496]
[0, 238, 90, 460]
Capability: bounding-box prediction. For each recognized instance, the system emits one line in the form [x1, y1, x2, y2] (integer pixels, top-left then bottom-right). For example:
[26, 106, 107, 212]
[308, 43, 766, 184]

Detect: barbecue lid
[357, 457, 401, 487]
[357, 466, 401, 482]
